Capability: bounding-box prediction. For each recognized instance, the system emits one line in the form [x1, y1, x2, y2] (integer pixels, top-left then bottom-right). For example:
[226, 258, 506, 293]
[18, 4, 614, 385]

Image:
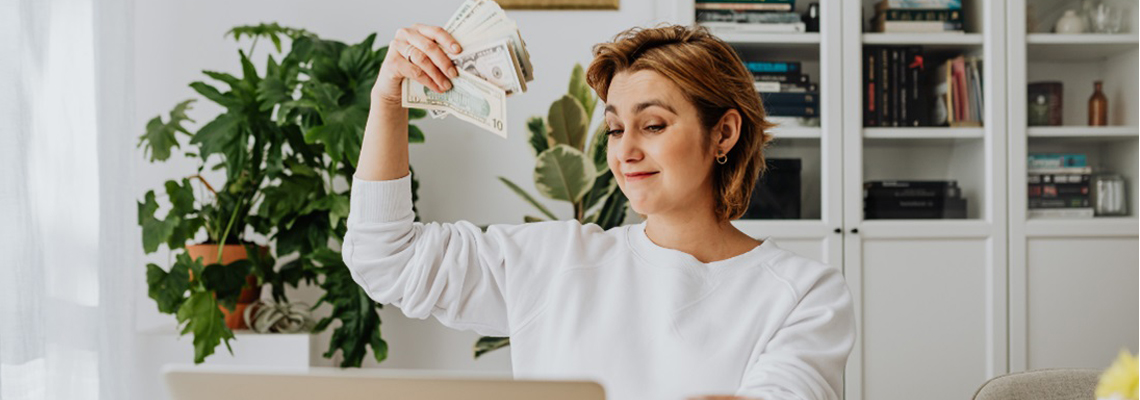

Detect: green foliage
[484, 63, 629, 357]
[140, 23, 426, 367]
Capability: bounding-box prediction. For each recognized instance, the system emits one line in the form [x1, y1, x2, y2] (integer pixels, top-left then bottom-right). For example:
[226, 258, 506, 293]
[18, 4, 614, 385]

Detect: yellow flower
[1096, 349, 1139, 400]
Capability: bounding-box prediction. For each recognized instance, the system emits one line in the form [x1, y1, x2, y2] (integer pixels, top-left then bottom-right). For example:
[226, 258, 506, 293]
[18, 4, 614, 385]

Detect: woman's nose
[615, 131, 643, 163]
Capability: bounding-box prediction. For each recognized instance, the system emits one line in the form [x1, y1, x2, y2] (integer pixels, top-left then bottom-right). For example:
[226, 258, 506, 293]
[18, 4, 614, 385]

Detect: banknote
[407, 0, 533, 129]
[403, 69, 507, 138]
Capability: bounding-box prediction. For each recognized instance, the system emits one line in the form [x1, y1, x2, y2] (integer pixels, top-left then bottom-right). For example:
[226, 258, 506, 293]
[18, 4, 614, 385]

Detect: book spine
[766, 105, 818, 117]
[865, 48, 877, 127]
[866, 180, 959, 189]
[1028, 197, 1092, 209]
[745, 61, 801, 74]
[752, 73, 807, 83]
[882, 9, 963, 22]
[1028, 153, 1088, 169]
[893, 47, 903, 127]
[694, 3, 794, 11]
[879, 47, 890, 127]
[754, 81, 817, 92]
[1027, 172, 1093, 183]
[1027, 208, 1094, 218]
[760, 92, 819, 105]
[865, 186, 962, 199]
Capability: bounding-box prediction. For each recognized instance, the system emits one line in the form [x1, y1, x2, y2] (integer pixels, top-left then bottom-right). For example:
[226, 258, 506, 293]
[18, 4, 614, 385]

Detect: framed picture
[495, 0, 619, 10]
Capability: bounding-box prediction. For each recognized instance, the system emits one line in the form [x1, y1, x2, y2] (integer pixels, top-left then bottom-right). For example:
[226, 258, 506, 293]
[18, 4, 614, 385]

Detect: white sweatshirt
[343, 173, 856, 400]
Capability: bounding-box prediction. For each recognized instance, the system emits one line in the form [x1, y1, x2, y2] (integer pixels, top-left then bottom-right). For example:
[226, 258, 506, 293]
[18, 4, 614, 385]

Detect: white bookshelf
[670, 0, 1138, 399]
[1008, 0, 1139, 387]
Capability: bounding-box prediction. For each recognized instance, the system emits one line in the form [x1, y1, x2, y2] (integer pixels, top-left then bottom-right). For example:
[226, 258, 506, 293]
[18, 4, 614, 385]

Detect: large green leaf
[586, 122, 610, 174]
[533, 145, 594, 203]
[526, 116, 548, 157]
[146, 262, 190, 314]
[190, 81, 241, 109]
[498, 177, 558, 220]
[201, 259, 252, 311]
[138, 191, 178, 254]
[474, 336, 511, 359]
[568, 64, 597, 119]
[547, 95, 589, 150]
[311, 250, 387, 367]
[177, 291, 235, 364]
[190, 112, 242, 159]
[138, 100, 195, 162]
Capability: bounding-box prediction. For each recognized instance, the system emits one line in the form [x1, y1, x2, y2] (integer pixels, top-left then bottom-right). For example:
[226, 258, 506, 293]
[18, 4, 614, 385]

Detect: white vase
[1055, 9, 1088, 33]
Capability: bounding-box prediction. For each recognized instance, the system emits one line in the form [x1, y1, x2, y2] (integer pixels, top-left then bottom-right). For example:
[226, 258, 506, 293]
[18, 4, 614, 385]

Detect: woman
[347, 23, 855, 400]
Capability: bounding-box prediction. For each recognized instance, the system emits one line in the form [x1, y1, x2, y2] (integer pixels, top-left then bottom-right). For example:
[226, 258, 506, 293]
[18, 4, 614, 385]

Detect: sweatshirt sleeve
[341, 172, 537, 337]
[735, 264, 856, 400]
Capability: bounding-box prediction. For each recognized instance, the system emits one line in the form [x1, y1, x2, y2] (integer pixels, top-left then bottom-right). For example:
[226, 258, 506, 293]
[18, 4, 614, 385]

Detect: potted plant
[475, 64, 629, 358]
[140, 24, 427, 366]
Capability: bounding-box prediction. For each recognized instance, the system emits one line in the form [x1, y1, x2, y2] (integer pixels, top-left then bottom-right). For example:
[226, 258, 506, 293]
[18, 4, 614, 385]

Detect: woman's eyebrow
[603, 99, 676, 116]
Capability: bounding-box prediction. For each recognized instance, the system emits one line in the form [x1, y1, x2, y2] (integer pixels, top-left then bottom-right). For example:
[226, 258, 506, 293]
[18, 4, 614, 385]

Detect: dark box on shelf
[744, 158, 802, 219]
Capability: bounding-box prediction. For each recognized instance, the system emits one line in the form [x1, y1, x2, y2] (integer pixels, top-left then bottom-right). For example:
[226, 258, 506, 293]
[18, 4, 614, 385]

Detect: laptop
[162, 364, 606, 400]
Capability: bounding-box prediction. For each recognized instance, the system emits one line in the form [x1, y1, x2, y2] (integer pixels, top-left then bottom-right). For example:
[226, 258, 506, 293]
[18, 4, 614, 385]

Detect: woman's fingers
[395, 51, 444, 94]
[396, 26, 458, 91]
[411, 23, 462, 56]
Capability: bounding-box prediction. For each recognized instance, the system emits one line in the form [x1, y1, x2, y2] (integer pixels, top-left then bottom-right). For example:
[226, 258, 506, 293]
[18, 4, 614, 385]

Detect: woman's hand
[372, 23, 463, 108]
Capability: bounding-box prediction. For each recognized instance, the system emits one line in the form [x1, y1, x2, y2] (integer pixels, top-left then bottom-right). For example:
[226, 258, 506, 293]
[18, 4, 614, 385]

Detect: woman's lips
[624, 172, 658, 181]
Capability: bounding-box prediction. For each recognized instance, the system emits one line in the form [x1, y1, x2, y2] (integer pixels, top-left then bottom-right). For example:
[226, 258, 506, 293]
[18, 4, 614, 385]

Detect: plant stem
[249, 36, 259, 56]
[216, 196, 243, 263]
[189, 174, 218, 196]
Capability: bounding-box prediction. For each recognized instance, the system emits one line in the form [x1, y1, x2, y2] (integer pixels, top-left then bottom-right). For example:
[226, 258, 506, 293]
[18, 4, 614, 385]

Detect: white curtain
[1, 0, 137, 399]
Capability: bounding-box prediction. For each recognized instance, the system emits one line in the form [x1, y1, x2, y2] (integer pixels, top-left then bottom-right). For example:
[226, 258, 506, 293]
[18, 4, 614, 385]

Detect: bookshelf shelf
[862, 32, 984, 46]
[1027, 126, 1139, 139]
[863, 127, 985, 139]
[1026, 34, 1139, 62]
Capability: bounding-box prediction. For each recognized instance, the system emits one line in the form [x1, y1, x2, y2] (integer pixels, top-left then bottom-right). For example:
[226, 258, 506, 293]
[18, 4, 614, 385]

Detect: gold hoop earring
[716, 153, 728, 165]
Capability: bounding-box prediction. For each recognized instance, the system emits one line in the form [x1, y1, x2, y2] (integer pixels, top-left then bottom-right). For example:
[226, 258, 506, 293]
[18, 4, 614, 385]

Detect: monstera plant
[475, 64, 629, 358]
[139, 23, 425, 367]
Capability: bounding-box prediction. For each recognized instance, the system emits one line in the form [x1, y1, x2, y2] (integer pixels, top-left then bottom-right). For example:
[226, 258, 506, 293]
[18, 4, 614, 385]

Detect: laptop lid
[162, 364, 606, 400]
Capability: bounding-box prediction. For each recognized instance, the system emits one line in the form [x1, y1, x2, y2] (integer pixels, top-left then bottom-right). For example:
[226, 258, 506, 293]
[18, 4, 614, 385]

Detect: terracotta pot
[185, 243, 267, 330]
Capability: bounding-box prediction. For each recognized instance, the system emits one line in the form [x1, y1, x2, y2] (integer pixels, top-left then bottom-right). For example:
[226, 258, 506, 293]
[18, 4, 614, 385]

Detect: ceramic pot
[185, 244, 266, 330]
[1055, 10, 1087, 33]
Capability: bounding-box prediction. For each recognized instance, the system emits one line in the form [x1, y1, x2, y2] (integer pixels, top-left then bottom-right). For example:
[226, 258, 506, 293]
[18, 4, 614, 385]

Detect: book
[760, 92, 819, 105]
[1027, 208, 1094, 218]
[865, 197, 967, 219]
[876, 0, 962, 10]
[864, 48, 878, 126]
[905, 46, 926, 126]
[865, 180, 959, 190]
[880, 9, 963, 21]
[745, 61, 801, 74]
[753, 72, 808, 83]
[1028, 172, 1092, 184]
[696, 9, 802, 23]
[754, 81, 817, 92]
[1028, 153, 1087, 169]
[700, 21, 806, 33]
[766, 105, 818, 117]
[865, 185, 962, 199]
[876, 20, 964, 32]
[695, 3, 794, 11]
[1028, 197, 1091, 209]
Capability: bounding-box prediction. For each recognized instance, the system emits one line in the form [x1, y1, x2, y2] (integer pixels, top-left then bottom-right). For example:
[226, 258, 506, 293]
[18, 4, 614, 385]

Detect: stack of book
[864, 180, 966, 219]
[932, 55, 983, 127]
[871, 0, 964, 33]
[1027, 153, 1093, 219]
[696, 0, 806, 33]
[863, 46, 926, 127]
[749, 61, 819, 119]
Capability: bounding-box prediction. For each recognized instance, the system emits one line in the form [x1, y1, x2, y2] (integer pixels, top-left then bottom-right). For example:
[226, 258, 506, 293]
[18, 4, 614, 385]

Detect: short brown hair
[586, 24, 774, 221]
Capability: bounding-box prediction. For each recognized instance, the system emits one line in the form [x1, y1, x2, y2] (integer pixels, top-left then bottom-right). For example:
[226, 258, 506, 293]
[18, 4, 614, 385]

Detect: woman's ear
[714, 109, 743, 156]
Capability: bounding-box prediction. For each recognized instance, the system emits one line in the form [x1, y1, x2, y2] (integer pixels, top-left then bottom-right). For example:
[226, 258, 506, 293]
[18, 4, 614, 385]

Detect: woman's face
[604, 70, 716, 218]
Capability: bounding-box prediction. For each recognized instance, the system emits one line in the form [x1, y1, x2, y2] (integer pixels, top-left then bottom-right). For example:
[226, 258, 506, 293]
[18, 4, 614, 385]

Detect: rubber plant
[476, 64, 629, 358]
[139, 23, 425, 367]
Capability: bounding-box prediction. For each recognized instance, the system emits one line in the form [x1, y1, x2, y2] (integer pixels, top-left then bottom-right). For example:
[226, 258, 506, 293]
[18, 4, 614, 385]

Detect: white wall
[130, 0, 672, 396]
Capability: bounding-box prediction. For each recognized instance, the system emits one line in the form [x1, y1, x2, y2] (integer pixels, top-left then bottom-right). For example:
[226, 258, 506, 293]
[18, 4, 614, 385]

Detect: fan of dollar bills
[401, 0, 534, 138]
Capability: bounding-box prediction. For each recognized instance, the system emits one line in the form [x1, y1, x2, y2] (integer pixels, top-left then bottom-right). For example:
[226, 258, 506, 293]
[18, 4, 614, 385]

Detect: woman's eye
[646, 125, 665, 132]
[606, 129, 623, 137]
